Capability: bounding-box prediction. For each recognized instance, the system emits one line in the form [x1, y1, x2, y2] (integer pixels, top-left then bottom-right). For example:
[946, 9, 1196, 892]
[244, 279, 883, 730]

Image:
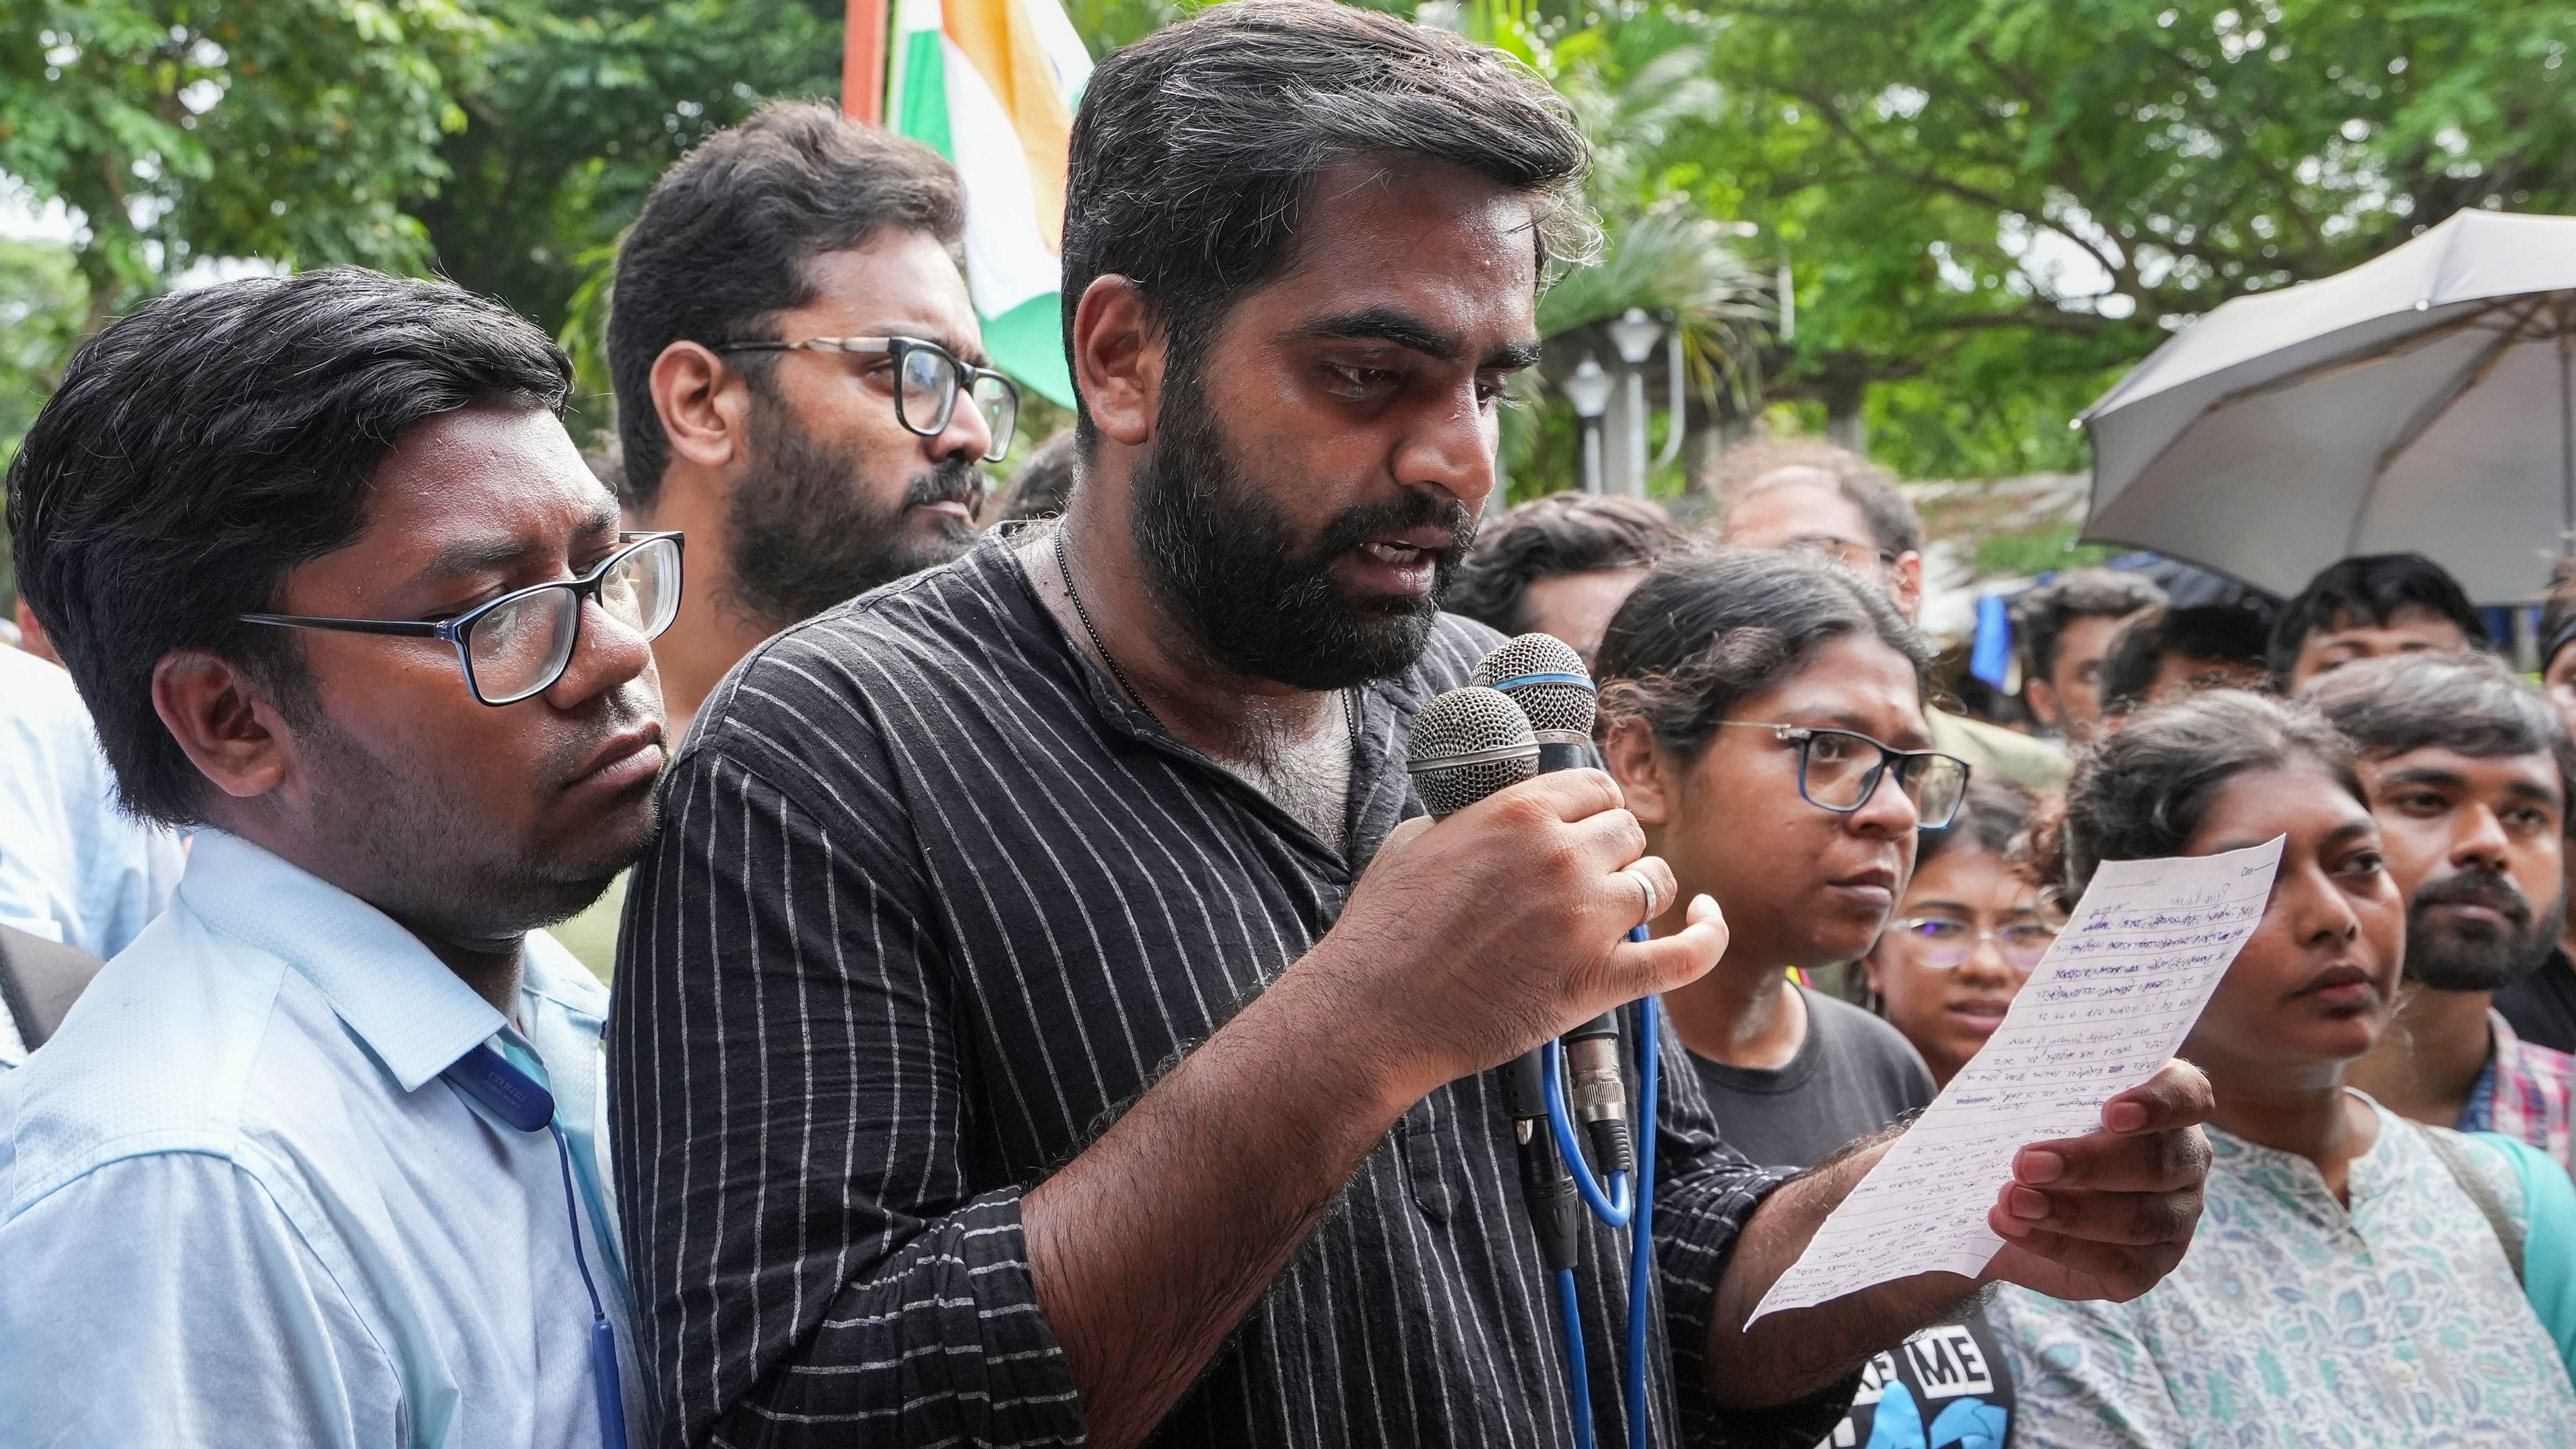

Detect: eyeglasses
[1887, 916, 2058, 971]
[1784, 535, 1900, 573]
[1716, 722, 1971, 828]
[717, 334, 1019, 462]
[241, 533, 683, 706]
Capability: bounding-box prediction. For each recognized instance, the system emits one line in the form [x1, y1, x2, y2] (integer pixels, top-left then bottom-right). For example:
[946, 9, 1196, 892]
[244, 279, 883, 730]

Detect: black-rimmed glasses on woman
[1715, 721, 1971, 828]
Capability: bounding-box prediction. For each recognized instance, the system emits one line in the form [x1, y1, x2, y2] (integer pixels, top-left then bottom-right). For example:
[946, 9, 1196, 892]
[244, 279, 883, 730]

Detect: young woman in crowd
[1860, 777, 2048, 1088]
[1597, 546, 2015, 1448]
[1992, 689, 2576, 1446]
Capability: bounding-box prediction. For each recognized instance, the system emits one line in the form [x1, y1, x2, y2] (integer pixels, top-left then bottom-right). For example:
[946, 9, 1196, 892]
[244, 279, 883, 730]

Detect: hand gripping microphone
[1473, 635, 1632, 1179]
[1404, 686, 1581, 1269]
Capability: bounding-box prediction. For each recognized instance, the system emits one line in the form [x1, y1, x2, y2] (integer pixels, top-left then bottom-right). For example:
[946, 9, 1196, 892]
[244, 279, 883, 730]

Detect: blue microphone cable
[1540, 924, 1662, 1448]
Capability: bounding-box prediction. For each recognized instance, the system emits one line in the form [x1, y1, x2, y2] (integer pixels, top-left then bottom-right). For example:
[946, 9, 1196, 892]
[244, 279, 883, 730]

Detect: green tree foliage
[420, 0, 843, 342]
[0, 0, 486, 331]
[1692, 0, 2576, 477]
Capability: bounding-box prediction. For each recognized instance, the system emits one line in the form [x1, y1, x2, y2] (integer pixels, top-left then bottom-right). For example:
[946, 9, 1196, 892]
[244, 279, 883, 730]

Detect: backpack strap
[2417, 1119, 2526, 1284]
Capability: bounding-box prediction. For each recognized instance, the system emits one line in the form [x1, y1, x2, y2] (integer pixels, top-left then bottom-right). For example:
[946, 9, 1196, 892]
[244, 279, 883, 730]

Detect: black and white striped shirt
[607, 537, 1855, 1448]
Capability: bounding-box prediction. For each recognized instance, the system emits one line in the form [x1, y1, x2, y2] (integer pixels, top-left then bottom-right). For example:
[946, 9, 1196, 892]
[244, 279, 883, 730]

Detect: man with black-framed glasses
[0, 268, 661, 1446]
[607, 102, 1002, 738]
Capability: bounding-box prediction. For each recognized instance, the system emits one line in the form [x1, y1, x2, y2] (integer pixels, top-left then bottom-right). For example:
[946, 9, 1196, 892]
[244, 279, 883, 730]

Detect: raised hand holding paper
[1749, 836, 2285, 1323]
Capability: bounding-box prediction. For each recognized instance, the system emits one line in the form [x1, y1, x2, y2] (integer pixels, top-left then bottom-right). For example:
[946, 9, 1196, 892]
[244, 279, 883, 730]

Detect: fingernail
[2016, 1148, 2064, 1185]
[1690, 893, 1718, 919]
[2106, 1102, 2147, 1132]
[2008, 1185, 2051, 1221]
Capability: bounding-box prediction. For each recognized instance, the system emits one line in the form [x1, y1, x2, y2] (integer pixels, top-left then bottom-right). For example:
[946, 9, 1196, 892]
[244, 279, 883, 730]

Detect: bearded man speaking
[607, 102, 1015, 736]
[606, 7, 2220, 1446]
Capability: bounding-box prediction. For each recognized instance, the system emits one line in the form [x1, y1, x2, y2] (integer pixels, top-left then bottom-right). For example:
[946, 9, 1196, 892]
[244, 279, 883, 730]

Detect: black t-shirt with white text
[1689, 987, 2017, 1448]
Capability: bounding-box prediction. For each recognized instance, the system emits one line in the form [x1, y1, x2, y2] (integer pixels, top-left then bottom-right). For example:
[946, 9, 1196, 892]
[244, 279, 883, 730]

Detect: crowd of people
[0, 3, 2570, 1447]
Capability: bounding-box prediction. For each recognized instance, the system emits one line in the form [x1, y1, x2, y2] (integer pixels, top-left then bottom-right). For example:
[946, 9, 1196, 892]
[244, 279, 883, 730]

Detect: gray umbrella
[2080, 209, 2576, 603]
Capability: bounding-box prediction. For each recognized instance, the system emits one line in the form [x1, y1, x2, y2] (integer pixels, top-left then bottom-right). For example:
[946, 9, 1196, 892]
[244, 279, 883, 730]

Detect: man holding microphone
[607, 6, 2216, 1445]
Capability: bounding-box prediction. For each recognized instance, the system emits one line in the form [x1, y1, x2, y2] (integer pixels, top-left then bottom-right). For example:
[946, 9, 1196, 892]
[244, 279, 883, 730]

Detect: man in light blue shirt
[0, 268, 678, 1446]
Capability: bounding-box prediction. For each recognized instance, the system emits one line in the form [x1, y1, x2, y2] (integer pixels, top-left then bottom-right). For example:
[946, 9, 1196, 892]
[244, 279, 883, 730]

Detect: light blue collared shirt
[0, 830, 639, 1447]
[0, 648, 185, 1060]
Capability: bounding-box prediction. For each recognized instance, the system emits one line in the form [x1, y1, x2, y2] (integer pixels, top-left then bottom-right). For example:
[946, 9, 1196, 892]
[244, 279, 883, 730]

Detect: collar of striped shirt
[608, 535, 1848, 1448]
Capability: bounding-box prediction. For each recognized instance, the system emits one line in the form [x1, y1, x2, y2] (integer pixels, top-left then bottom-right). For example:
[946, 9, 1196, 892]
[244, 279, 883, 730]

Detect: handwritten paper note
[1747, 836, 2284, 1324]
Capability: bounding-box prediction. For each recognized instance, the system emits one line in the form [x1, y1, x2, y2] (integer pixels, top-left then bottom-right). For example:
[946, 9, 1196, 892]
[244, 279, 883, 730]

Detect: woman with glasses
[1598, 547, 2016, 1449]
[1994, 690, 2576, 1448]
[1861, 777, 2049, 1088]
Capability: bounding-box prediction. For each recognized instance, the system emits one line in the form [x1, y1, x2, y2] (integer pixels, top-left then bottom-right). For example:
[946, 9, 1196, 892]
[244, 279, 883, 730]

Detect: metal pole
[1654, 325, 1688, 472]
[1580, 417, 1604, 495]
[1620, 364, 1650, 496]
[2559, 305, 2573, 536]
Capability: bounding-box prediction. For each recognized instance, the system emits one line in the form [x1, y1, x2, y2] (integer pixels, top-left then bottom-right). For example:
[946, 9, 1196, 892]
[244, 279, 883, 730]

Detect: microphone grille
[1471, 632, 1598, 736]
[1407, 685, 1540, 817]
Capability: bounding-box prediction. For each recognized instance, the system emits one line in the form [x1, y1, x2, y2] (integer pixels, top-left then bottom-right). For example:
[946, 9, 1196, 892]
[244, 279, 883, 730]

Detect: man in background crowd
[2268, 550, 2484, 692]
[1715, 438, 2070, 791]
[0, 268, 668, 1443]
[2095, 603, 2270, 722]
[2007, 568, 2165, 746]
[1448, 490, 1683, 666]
[2503, 558, 2576, 1052]
[2312, 653, 2576, 1170]
[607, 101, 1004, 738]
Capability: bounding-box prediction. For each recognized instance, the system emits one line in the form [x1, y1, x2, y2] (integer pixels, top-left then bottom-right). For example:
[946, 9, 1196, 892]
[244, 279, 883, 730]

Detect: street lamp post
[1566, 355, 1613, 494]
[1608, 308, 1665, 497]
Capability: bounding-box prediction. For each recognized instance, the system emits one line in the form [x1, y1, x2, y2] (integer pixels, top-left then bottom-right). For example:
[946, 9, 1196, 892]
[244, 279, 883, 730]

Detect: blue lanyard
[444, 1042, 629, 1449]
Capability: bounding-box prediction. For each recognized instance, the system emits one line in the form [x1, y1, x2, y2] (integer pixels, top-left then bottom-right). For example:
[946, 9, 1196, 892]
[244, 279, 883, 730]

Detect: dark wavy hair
[2098, 604, 2270, 717]
[9, 268, 570, 825]
[1448, 492, 1684, 638]
[1061, 0, 1590, 440]
[2028, 690, 2364, 903]
[2304, 651, 2575, 834]
[1593, 546, 1931, 758]
[2266, 552, 2485, 684]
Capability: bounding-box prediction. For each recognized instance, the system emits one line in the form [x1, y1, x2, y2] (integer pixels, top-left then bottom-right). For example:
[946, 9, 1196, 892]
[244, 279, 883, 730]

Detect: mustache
[2413, 868, 2532, 926]
[903, 457, 985, 511]
[1311, 490, 1477, 567]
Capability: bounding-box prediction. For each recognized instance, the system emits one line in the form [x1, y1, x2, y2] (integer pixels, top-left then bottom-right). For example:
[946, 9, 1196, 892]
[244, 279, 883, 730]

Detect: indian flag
[886, 0, 1092, 408]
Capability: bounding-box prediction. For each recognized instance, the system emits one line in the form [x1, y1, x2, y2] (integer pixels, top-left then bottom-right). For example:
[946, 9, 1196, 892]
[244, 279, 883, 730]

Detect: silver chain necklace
[1051, 525, 1359, 741]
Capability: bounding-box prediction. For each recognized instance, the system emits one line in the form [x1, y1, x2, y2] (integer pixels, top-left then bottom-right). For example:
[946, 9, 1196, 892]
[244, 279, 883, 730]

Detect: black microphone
[1405, 685, 1580, 1269]
[1473, 634, 1632, 1177]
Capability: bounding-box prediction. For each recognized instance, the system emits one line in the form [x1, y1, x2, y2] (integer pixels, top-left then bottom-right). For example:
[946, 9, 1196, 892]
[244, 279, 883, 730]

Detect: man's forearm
[1022, 951, 1418, 1449]
[1698, 1137, 1981, 1410]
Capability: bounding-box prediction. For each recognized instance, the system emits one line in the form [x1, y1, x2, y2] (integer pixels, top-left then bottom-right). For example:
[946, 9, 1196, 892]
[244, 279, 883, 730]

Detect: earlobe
[1071, 275, 1162, 448]
[649, 342, 745, 470]
[152, 651, 291, 803]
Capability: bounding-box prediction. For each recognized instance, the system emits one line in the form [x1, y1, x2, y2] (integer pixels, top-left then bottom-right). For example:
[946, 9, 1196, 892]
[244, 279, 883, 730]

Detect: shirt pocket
[1399, 1094, 1460, 1223]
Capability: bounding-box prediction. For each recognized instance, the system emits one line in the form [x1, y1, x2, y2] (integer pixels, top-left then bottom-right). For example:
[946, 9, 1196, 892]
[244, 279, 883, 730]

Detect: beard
[1128, 367, 1475, 691]
[2403, 865, 2569, 992]
[724, 389, 983, 630]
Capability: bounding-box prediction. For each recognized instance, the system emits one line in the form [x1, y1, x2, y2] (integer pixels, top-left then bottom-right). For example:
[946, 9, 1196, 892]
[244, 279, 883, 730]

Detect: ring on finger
[1622, 867, 1660, 926]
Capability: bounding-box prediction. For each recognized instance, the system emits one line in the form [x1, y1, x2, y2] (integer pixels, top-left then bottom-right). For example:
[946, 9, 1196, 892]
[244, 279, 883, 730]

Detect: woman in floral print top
[1992, 691, 2576, 1448]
